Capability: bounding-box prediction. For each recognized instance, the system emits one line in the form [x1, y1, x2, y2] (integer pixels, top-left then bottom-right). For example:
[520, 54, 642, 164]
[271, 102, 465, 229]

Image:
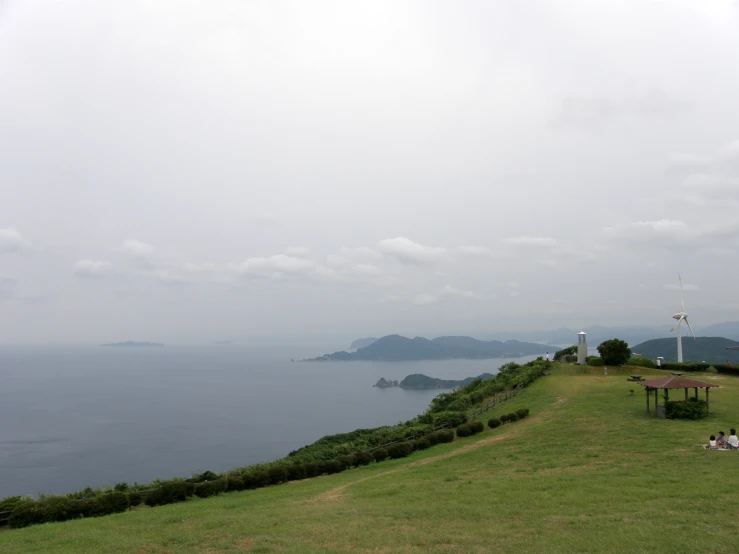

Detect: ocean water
[0, 345, 540, 498]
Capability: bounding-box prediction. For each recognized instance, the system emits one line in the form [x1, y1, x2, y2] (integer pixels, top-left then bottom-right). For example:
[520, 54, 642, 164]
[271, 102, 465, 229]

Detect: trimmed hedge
[337, 455, 357, 470]
[268, 466, 290, 484]
[412, 437, 431, 450]
[431, 411, 468, 428]
[587, 356, 604, 366]
[507, 412, 520, 422]
[355, 452, 375, 466]
[144, 482, 191, 507]
[469, 421, 484, 434]
[665, 398, 708, 420]
[628, 357, 656, 368]
[127, 492, 143, 508]
[516, 408, 528, 419]
[714, 364, 739, 376]
[488, 417, 501, 429]
[372, 448, 389, 462]
[499, 413, 510, 423]
[226, 476, 245, 491]
[287, 465, 306, 481]
[387, 442, 414, 459]
[456, 424, 472, 437]
[661, 362, 711, 372]
[194, 479, 227, 499]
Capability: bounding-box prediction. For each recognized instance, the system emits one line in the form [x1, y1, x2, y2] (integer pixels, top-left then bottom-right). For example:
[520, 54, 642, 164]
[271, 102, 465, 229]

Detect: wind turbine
[669, 273, 696, 363]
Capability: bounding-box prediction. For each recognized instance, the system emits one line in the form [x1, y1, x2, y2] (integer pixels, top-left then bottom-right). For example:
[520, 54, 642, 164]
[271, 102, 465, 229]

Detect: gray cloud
[2, 0, 739, 343]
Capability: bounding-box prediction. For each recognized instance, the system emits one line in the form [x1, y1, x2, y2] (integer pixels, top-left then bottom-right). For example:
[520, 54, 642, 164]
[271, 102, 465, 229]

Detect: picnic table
[671, 372, 684, 376]
[627, 375, 645, 382]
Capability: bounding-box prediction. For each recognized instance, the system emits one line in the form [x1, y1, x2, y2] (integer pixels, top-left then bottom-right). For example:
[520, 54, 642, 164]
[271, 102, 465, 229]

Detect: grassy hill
[4, 363, 739, 553]
[631, 336, 739, 363]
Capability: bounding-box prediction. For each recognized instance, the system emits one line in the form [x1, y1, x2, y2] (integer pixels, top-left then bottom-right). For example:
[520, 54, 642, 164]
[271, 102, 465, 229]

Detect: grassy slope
[4, 364, 739, 553]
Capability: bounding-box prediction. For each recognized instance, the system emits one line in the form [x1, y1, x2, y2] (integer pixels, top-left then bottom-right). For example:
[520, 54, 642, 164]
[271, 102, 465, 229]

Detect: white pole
[677, 323, 683, 363]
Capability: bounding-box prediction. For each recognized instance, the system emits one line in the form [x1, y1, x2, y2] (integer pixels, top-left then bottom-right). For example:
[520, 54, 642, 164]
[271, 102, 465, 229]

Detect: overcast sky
[2, 1, 739, 345]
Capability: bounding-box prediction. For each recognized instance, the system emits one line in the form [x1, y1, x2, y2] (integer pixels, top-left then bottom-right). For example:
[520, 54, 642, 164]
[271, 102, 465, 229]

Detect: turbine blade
[685, 318, 696, 340]
[679, 273, 685, 312]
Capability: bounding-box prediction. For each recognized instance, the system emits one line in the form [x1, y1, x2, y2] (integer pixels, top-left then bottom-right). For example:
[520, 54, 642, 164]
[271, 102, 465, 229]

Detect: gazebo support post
[655, 388, 659, 417]
[706, 387, 710, 413]
[646, 387, 650, 413]
[694, 387, 698, 400]
[685, 388, 688, 400]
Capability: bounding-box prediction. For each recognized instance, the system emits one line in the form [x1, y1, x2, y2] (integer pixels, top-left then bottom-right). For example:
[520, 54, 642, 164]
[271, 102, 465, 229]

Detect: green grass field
[4, 363, 739, 553]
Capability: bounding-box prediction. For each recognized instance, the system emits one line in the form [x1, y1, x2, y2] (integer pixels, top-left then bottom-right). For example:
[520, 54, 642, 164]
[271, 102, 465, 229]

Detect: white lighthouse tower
[577, 331, 587, 365]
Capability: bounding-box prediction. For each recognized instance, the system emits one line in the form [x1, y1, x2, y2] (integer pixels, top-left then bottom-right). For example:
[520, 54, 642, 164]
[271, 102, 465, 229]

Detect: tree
[597, 339, 632, 365]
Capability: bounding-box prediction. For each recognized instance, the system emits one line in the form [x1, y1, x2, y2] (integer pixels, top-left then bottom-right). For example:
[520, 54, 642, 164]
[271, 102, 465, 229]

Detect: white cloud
[351, 264, 382, 277]
[286, 246, 311, 257]
[501, 236, 557, 247]
[0, 228, 29, 253]
[232, 254, 334, 281]
[509, 290, 521, 297]
[506, 281, 520, 288]
[74, 259, 114, 278]
[412, 293, 439, 305]
[122, 239, 155, 256]
[457, 245, 491, 256]
[440, 285, 477, 298]
[377, 237, 446, 264]
[664, 283, 700, 292]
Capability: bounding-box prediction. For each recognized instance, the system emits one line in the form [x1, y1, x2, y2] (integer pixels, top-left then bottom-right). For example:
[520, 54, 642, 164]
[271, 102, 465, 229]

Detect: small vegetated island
[375, 372, 495, 389]
[306, 334, 550, 362]
[100, 341, 164, 347]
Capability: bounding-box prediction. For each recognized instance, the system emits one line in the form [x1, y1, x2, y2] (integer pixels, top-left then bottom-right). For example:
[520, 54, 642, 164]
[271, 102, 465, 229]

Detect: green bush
[0, 496, 25, 513]
[507, 412, 520, 422]
[628, 357, 656, 368]
[337, 455, 357, 470]
[268, 466, 290, 484]
[189, 470, 219, 483]
[127, 492, 143, 508]
[9, 501, 44, 529]
[587, 356, 604, 366]
[287, 465, 306, 481]
[355, 451, 375, 465]
[665, 398, 708, 420]
[87, 492, 129, 516]
[304, 463, 320, 478]
[488, 417, 502, 429]
[437, 429, 455, 443]
[244, 470, 270, 489]
[194, 479, 227, 498]
[431, 411, 468, 428]
[226, 476, 245, 491]
[412, 437, 431, 450]
[372, 448, 389, 462]
[554, 345, 577, 359]
[456, 424, 472, 438]
[145, 482, 191, 507]
[597, 339, 631, 365]
[516, 408, 528, 419]
[469, 421, 484, 434]
[324, 460, 343, 474]
[387, 442, 414, 459]
[499, 413, 510, 423]
[661, 362, 711, 372]
[113, 482, 129, 492]
[9, 497, 88, 528]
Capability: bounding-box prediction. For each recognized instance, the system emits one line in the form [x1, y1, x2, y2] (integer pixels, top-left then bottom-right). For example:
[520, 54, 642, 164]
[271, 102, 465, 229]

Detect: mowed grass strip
[4, 364, 739, 553]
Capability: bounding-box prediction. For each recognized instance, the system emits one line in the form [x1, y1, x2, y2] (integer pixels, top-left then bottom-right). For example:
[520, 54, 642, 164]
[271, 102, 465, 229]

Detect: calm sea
[0, 345, 540, 498]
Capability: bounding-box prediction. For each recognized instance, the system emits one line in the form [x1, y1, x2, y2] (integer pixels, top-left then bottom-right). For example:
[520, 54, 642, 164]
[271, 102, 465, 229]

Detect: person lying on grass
[717, 431, 728, 448]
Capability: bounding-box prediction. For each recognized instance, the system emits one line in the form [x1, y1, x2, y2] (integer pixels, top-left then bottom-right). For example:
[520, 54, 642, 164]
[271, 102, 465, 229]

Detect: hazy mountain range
[630, 337, 739, 364]
[309, 334, 551, 362]
[347, 322, 739, 350]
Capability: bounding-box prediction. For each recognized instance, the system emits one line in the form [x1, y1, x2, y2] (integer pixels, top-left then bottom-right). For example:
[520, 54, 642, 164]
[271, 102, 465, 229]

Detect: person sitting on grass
[717, 431, 728, 448]
[728, 429, 739, 450]
[705, 435, 718, 450]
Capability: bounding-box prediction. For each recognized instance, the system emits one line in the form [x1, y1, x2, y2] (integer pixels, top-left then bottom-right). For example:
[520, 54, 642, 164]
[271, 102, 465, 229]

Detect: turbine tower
[670, 273, 696, 363]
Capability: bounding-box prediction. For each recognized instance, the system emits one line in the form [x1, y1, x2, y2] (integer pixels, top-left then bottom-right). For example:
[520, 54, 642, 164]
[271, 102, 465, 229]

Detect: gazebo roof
[639, 375, 719, 390]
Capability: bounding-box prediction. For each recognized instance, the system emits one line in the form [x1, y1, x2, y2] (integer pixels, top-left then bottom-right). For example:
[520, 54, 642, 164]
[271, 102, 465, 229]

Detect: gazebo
[639, 375, 719, 418]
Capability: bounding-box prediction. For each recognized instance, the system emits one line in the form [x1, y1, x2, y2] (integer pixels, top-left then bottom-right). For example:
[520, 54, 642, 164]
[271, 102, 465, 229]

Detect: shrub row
[627, 357, 656, 368]
[489, 408, 529, 429]
[9, 492, 130, 529]
[652, 358, 705, 370]
[587, 356, 604, 366]
[714, 364, 739, 376]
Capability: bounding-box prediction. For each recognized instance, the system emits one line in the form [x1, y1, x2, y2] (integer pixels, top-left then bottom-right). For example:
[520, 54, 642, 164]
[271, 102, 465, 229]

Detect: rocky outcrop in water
[374, 377, 399, 388]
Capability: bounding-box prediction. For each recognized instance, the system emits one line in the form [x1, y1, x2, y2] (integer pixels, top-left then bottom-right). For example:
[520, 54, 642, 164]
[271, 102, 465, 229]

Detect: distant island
[101, 341, 164, 347]
[350, 337, 378, 350]
[306, 334, 550, 362]
[631, 336, 739, 364]
[375, 372, 495, 389]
